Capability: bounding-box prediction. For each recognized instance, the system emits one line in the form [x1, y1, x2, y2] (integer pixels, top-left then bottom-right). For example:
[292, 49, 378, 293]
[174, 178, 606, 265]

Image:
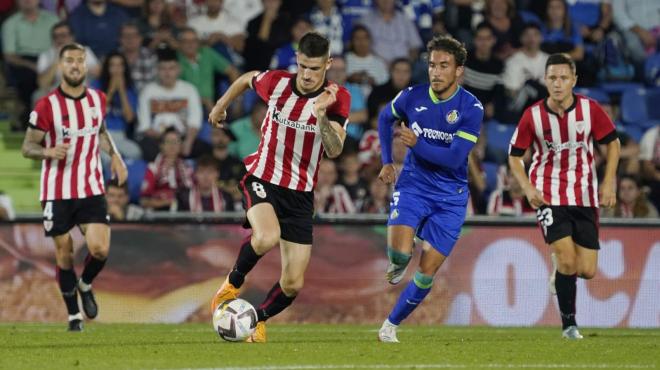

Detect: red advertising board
[0, 223, 657, 327]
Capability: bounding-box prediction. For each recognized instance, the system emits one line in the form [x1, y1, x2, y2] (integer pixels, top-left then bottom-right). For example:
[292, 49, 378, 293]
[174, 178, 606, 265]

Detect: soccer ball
[212, 298, 257, 342]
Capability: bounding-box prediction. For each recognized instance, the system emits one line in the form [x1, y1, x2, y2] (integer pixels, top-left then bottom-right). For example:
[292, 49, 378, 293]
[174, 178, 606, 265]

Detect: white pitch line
[171, 364, 657, 370]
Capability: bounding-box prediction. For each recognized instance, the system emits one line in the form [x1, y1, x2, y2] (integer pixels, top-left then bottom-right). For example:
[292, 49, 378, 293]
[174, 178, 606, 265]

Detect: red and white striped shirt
[509, 94, 617, 207]
[29, 87, 107, 201]
[244, 70, 351, 192]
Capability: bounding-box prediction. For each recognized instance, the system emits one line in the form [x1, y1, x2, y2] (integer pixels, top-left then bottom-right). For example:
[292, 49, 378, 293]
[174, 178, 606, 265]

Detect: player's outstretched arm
[208, 70, 260, 128]
[99, 122, 128, 185]
[21, 127, 69, 161]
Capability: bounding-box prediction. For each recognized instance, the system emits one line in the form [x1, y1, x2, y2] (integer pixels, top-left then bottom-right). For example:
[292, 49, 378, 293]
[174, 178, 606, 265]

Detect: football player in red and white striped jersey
[207, 32, 351, 342]
[21, 43, 127, 332]
[508, 53, 620, 339]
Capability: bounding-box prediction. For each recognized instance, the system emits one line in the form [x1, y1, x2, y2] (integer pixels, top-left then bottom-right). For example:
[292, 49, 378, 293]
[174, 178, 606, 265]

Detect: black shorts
[536, 205, 600, 250]
[41, 195, 109, 237]
[240, 174, 314, 245]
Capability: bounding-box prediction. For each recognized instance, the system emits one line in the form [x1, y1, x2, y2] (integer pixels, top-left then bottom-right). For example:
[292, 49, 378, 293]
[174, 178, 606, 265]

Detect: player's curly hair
[426, 35, 467, 66]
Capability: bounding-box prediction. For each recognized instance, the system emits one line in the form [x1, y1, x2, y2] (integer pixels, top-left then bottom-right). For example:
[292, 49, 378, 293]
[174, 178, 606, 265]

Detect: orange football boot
[210, 277, 240, 313]
[245, 321, 266, 343]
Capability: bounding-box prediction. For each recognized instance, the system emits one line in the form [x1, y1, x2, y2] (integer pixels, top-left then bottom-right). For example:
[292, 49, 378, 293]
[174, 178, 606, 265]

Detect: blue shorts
[387, 189, 468, 256]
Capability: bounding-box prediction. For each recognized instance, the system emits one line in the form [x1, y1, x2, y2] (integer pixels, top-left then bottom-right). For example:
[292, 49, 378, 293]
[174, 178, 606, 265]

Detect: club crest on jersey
[390, 208, 399, 220]
[43, 220, 53, 232]
[575, 121, 585, 134]
[89, 107, 100, 119]
[446, 110, 459, 124]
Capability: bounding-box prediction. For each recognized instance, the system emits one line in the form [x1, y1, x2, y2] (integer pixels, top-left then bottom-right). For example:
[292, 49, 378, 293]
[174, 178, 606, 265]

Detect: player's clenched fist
[523, 184, 549, 209]
[313, 84, 338, 116]
[208, 104, 227, 128]
[398, 122, 417, 147]
[378, 164, 397, 185]
[599, 182, 616, 208]
[45, 143, 70, 160]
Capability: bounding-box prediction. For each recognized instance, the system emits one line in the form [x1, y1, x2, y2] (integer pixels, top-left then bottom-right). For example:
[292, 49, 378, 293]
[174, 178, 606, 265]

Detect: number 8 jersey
[244, 70, 351, 192]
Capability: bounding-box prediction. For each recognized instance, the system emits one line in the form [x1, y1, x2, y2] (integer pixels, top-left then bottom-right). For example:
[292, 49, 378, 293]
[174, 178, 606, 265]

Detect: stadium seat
[482, 161, 500, 196]
[485, 120, 516, 164]
[617, 124, 644, 144]
[125, 159, 147, 204]
[621, 88, 660, 129]
[647, 88, 660, 122]
[644, 53, 660, 87]
[575, 87, 609, 104]
[599, 82, 642, 95]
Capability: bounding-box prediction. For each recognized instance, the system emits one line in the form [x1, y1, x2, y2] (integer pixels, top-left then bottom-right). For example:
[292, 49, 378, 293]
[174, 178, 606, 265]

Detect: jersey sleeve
[455, 100, 484, 144]
[97, 90, 108, 121]
[590, 100, 617, 144]
[327, 85, 351, 128]
[251, 70, 282, 103]
[390, 88, 410, 122]
[28, 97, 53, 132]
[509, 107, 534, 156]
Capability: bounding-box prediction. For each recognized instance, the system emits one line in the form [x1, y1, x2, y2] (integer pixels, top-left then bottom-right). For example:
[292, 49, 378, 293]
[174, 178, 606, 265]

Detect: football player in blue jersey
[376, 35, 484, 342]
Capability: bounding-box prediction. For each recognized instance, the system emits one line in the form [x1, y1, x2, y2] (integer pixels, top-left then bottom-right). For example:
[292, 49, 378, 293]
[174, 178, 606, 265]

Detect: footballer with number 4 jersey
[376, 36, 484, 343]
[207, 32, 350, 343]
[21, 43, 128, 332]
[508, 53, 620, 340]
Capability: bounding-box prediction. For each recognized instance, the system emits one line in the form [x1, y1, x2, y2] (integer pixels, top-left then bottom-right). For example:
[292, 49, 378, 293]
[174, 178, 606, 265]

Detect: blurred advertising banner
[0, 223, 657, 327]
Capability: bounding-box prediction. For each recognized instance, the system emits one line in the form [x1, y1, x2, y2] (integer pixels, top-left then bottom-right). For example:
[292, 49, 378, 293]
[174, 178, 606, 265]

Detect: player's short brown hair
[426, 35, 467, 66]
[59, 43, 85, 59]
[298, 31, 330, 58]
[546, 53, 576, 74]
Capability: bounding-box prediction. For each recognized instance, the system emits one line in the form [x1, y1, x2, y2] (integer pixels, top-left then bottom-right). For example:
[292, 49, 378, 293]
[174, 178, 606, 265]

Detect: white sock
[78, 279, 92, 292]
[68, 313, 83, 321]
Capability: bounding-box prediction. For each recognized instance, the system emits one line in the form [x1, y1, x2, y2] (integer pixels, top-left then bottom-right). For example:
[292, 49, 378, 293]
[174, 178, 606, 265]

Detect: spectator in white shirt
[137, 47, 207, 161]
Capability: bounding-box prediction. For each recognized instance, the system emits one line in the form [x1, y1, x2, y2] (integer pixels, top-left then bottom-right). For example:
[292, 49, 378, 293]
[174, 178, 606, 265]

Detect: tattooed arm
[99, 121, 128, 185]
[317, 110, 346, 158]
[22, 128, 69, 160]
[314, 84, 346, 159]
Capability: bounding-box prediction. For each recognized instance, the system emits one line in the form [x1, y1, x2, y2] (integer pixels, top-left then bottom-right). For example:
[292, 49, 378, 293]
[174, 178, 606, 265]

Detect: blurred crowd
[1, 0, 658, 220]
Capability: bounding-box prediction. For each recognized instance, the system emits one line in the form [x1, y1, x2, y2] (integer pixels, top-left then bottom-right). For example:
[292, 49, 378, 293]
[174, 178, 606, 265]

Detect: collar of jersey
[58, 86, 87, 100]
[429, 85, 461, 104]
[543, 93, 578, 117]
[291, 75, 328, 98]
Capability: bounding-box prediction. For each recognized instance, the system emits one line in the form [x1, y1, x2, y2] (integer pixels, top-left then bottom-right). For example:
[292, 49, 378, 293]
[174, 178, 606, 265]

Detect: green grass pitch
[1, 324, 658, 370]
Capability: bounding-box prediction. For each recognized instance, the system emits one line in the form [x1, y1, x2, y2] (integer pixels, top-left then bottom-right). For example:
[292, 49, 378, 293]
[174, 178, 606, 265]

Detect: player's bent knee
[579, 268, 596, 280]
[55, 253, 74, 268]
[251, 231, 280, 251]
[555, 250, 577, 273]
[557, 260, 577, 274]
[280, 278, 304, 296]
[89, 247, 109, 260]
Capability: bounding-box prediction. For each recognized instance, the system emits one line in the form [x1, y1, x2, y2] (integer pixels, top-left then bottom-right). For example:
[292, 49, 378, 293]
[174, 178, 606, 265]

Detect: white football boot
[562, 325, 584, 340]
[378, 319, 400, 343]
